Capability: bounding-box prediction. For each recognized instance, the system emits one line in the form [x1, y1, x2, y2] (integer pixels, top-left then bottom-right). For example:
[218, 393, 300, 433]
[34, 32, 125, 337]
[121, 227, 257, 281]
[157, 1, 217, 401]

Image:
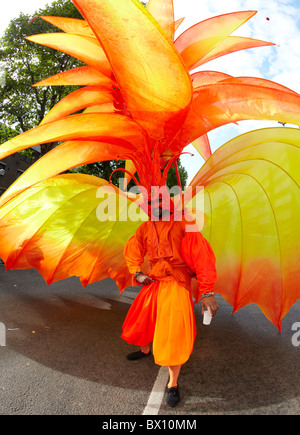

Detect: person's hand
[135, 273, 156, 286]
[201, 296, 219, 317]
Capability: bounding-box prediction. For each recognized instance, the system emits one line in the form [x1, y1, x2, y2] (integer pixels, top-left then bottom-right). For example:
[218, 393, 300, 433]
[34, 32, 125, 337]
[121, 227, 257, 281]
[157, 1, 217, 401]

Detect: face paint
[148, 187, 174, 220]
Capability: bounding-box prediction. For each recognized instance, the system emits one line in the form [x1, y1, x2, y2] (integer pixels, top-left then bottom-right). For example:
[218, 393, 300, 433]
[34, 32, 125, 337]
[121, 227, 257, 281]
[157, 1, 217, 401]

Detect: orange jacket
[124, 218, 217, 303]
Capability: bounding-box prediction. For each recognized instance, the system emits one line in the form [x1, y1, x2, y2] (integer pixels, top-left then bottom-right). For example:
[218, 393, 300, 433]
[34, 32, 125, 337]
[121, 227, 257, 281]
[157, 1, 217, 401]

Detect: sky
[0, 1, 52, 35]
[173, 0, 300, 181]
[1, 0, 300, 182]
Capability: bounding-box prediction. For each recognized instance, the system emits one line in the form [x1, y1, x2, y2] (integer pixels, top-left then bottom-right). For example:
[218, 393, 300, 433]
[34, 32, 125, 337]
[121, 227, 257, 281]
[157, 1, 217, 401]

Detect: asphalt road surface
[0, 265, 300, 416]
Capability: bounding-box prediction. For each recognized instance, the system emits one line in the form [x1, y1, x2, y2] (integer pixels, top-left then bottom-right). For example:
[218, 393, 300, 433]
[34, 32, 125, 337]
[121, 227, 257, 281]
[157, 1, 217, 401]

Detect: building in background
[0, 148, 40, 196]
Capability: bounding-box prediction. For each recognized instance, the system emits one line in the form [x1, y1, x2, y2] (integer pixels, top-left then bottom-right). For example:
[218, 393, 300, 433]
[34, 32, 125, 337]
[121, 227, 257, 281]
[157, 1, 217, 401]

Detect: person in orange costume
[121, 192, 218, 407]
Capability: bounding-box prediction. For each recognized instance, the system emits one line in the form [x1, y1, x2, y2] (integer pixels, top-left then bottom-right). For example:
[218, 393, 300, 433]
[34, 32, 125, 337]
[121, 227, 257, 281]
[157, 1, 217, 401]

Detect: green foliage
[0, 0, 189, 187]
[0, 0, 82, 147]
[0, 123, 18, 143]
[71, 160, 128, 187]
[71, 158, 188, 192]
[166, 159, 188, 192]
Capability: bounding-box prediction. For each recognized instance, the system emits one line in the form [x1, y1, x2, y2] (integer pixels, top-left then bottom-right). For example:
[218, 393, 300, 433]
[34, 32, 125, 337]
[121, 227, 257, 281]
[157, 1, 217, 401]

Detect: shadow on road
[1, 268, 300, 414]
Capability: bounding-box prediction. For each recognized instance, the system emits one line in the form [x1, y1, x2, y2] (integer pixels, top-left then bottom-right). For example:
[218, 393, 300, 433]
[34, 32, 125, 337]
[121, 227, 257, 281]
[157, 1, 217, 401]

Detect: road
[0, 265, 300, 415]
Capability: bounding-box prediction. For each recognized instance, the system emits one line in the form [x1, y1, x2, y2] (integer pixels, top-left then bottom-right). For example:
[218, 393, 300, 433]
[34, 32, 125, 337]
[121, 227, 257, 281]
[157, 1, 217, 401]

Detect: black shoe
[166, 385, 180, 408]
[126, 350, 151, 361]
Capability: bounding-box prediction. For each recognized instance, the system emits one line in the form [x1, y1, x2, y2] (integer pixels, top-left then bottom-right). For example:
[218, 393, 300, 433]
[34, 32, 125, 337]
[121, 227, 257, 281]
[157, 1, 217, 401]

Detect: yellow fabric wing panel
[190, 128, 300, 330]
[0, 140, 134, 207]
[0, 175, 146, 290]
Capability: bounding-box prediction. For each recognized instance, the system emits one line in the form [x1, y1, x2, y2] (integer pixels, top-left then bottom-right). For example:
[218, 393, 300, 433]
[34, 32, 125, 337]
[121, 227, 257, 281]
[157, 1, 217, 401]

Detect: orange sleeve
[123, 224, 147, 276]
[181, 231, 217, 300]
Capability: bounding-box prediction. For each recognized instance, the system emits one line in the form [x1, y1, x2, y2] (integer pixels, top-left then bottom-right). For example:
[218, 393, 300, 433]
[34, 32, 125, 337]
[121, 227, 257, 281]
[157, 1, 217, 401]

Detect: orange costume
[121, 218, 217, 367]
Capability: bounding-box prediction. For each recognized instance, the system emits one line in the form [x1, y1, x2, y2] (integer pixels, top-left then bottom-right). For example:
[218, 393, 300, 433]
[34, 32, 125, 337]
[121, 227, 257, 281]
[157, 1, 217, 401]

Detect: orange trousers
[121, 276, 196, 366]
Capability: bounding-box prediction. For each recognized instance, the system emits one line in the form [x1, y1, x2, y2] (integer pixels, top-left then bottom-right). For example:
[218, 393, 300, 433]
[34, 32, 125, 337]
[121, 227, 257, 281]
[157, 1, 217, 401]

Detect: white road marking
[142, 366, 169, 415]
[107, 290, 168, 415]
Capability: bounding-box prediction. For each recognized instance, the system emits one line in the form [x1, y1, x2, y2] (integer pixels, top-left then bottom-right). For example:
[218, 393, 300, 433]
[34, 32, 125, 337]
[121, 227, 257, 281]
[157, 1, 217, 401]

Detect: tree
[0, 0, 188, 187]
[0, 0, 83, 155]
[0, 123, 18, 143]
[166, 159, 188, 192]
[72, 158, 188, 192]
[71, 160, 129, 188]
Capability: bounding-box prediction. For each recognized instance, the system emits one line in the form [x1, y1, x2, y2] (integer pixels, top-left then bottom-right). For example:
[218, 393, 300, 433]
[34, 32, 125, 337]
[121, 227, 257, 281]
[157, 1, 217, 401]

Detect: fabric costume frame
[0, 0, 299, 333]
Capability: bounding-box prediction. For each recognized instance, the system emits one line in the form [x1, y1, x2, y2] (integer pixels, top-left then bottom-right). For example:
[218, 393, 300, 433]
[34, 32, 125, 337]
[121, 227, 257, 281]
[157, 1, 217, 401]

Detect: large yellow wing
[0, 174, 147, 290]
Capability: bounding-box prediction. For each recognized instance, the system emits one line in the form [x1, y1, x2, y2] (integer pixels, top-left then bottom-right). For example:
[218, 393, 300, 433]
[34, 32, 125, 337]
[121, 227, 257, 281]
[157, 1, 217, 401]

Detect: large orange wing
[0, 174, 147, 289]
[73, 0, 192, 146]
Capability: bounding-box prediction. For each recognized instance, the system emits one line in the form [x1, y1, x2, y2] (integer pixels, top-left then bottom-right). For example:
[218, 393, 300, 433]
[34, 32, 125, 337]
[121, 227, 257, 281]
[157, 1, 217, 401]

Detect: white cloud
[0, 0, 51, 35]
[174, 0, 300, 91]
[173, 0, 300, 181]
[1, 0, 299, 183]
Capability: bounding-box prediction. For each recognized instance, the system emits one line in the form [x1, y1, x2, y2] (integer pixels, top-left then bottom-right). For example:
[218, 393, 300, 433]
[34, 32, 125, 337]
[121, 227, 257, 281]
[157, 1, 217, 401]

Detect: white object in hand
[203, 310, 212, 325]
